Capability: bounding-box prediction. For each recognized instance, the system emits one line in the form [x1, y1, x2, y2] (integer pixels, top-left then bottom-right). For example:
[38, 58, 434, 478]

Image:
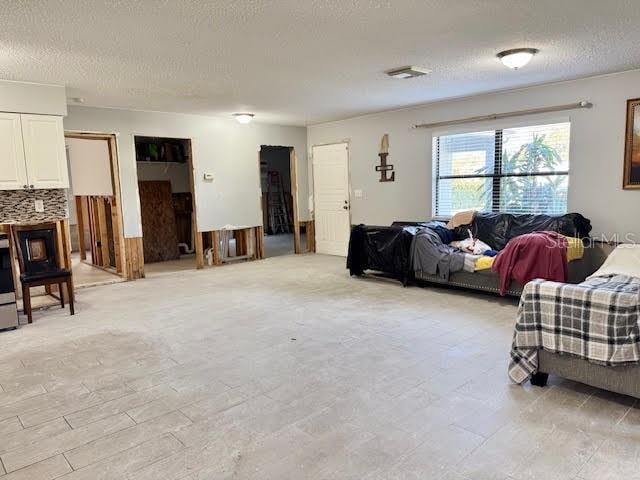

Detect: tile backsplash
[0, 189, 68, 223]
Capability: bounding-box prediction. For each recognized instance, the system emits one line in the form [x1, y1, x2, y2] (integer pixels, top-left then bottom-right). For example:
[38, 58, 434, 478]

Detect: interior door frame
[64, 131, 127, 279]
[132, 135, 199, 270]
[257, 145, 303, 254]
[311, 141, 352, 255]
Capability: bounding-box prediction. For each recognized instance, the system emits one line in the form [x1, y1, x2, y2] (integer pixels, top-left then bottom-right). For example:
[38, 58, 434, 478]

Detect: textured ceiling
[2, 1, 640, 125]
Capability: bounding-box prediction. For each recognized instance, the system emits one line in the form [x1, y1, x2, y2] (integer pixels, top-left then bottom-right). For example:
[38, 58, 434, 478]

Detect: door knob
[343, 205, 349, 210]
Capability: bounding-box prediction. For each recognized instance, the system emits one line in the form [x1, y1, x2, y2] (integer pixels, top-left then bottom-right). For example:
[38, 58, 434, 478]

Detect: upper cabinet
[0, 113, 28, 190]
[21, 114, 69, 189]
[0, 113, 69, 190]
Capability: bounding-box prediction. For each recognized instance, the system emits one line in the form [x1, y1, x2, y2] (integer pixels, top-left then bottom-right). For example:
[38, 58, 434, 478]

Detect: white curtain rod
[412, 100, 592, 130]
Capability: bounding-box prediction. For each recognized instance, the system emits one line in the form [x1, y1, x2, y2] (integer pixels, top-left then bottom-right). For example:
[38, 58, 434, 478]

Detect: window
[433, 122, 570, 216]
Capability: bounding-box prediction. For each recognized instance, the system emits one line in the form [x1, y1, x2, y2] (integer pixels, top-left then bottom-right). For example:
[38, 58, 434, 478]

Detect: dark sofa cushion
[453, 212, 592, 251]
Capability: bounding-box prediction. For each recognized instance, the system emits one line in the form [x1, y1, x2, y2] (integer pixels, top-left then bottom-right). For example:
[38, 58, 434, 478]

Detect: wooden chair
[11, 223, 74, 323]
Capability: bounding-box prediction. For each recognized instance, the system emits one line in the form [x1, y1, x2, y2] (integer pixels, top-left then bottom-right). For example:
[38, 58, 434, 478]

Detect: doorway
[259, 145, 305, 257]
[312, 142, 351, 256]
[65, 133, 126, 288]
[134, 136, 197, 276]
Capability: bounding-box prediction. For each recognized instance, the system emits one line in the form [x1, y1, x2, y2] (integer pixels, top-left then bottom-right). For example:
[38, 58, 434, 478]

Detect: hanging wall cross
[375, 133, 395, 182]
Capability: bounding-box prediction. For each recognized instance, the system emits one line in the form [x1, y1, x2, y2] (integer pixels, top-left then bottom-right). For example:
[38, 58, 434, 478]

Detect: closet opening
[65, 133, 126, 289]
[258, 145, 312, 257]
[134, 136, 197, 276]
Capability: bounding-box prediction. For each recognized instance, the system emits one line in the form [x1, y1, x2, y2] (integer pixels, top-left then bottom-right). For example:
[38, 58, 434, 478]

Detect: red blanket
[492, 231, 568, 295]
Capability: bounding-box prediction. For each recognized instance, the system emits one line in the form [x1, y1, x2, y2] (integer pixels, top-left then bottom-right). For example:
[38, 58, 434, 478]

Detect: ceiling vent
[386, 66, 431, 79]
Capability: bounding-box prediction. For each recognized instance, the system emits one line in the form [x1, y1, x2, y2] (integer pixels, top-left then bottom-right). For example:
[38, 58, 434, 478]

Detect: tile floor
[0, 254, 637, 480]
[71, 252, 124, 289]
[264, 233, 295, 258]
[263, 233, 306, 258]
[144, 255, 198, 278]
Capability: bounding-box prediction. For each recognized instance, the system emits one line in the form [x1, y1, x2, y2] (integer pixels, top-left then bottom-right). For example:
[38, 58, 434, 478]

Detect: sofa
[347, 212, 596, 296]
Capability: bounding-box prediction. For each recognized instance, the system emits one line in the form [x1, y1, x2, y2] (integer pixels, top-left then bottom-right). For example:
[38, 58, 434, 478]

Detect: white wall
[308, 70, 640, 238]
[64, 106, 308, 237]
[0, 79, 67, 116]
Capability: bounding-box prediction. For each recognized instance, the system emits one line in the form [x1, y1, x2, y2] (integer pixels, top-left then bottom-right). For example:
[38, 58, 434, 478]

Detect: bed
[510, 244, 640, 398]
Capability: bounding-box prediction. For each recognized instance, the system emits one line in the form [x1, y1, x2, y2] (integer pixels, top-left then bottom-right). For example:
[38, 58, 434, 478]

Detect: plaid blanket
[509, 274, 640, 383]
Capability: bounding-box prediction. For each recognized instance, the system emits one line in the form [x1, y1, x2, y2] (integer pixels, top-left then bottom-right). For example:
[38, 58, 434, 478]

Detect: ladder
[266, 171, 290, 234]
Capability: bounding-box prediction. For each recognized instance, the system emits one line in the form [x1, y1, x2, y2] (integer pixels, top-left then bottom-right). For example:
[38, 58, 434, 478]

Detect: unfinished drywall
[67, 137, 114, 196]
[64, 107, 309, 237]
[308, 69, 640, 238]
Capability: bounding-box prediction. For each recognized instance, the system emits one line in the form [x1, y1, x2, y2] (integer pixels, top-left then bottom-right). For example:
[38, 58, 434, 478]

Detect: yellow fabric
[475, 256, 495, 271]
[563, 236, 584, 262]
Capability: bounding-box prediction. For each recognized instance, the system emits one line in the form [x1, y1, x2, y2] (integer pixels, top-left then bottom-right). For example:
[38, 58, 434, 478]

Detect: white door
[312, 143, 351, 256]
[0, 112, 28, 190]
[21, 114, 69, 189]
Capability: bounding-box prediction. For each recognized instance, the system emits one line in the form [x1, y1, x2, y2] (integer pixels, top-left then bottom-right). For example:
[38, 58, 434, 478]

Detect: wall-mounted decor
[376, 134, 395, 182]
[624, 98, 640, 189]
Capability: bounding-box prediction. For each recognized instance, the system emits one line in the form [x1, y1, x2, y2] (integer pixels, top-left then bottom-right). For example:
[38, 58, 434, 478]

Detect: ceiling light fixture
[233, 113, 254, 124]
[386, 66, 431, 79]
[497, 48, 539, 70]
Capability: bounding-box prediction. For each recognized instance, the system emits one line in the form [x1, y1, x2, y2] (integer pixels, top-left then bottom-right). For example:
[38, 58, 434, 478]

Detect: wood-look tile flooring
[0, 254, 637, 480]
[71, 252, 124, 289]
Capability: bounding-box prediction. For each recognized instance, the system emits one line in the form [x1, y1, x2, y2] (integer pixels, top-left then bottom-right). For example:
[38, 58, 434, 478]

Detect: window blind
[433, 122, 570, 216]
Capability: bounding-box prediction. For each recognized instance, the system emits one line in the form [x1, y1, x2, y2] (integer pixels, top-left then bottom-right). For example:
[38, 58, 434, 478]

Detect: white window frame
[432, 118, 571, 217]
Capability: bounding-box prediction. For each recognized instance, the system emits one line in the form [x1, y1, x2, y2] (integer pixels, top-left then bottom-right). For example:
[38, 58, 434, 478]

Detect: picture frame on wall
[623, 97, 640, 189]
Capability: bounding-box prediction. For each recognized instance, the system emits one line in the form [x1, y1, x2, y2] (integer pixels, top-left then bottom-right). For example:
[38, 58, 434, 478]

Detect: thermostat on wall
[203, 173, 215, 181]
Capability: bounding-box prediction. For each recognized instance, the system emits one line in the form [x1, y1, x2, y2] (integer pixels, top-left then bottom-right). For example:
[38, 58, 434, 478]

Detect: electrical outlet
[34, 199, 44, 213]
[354, 189, 363, 198]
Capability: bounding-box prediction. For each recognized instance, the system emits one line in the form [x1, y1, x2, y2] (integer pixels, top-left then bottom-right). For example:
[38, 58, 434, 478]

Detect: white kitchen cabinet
[21, 114, 69, 189]
[0, 113, 69, 190]
[0, 113, 28, 190]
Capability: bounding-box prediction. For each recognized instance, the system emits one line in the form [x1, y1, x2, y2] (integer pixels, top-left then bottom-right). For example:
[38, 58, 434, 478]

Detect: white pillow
[588, 244, 640, 280]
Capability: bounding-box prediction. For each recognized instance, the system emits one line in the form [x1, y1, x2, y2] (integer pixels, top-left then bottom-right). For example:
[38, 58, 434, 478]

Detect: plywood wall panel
[138, 181, 180, 263]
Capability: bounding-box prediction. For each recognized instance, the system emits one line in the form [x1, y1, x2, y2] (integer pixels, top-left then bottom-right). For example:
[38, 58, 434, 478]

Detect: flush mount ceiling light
[233, 113, 254, 124]
[497, 48, 539, 70]
[385, 66, 431, 79]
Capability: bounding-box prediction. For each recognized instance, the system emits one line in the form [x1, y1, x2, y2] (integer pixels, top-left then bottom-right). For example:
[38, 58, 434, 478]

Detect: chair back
[12, 223, 60, 275]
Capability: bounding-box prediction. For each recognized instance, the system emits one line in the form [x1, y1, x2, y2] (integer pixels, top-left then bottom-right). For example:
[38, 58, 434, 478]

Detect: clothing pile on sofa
[347, 210, 592, 294]
[407, 211, 588, 293]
